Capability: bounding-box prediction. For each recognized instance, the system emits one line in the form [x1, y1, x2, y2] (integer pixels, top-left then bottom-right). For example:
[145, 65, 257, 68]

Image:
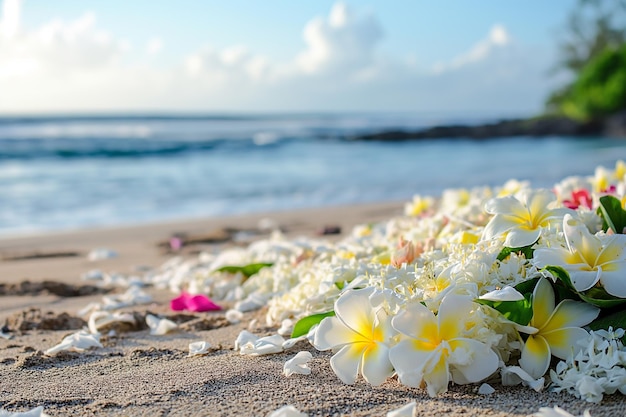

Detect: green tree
[546, 0, 626, 115]
[559, 44, 626, 120]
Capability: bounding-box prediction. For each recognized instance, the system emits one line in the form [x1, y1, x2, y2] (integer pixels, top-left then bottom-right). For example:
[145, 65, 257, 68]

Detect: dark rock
[348, 116, 605, 141]
[604, 110, 626, 137]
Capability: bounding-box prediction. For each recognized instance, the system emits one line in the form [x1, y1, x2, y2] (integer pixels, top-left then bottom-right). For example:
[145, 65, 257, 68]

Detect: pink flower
[170, 292, 221, 312]
[562, 189, 592, 210]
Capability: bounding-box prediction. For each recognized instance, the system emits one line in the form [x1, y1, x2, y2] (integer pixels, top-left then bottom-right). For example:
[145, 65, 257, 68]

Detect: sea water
[0, 113, 624, 235]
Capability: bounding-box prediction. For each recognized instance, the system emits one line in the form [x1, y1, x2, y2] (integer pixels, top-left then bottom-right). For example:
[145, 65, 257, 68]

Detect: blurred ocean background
[0, 113, 623, 235]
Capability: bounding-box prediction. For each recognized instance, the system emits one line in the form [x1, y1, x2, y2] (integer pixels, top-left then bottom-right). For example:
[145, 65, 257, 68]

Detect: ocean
[0, 113, 624, 236]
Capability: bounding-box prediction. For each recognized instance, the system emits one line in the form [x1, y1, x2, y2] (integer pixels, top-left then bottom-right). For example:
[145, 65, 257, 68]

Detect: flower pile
[135, 161, 626, 402]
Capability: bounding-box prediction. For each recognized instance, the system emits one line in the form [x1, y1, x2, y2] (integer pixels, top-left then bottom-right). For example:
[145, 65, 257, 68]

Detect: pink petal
[187, 294, 222, 312]
[170, 293, 190, 311]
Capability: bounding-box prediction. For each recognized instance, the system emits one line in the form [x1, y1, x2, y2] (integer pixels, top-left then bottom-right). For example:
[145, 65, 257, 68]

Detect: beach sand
[1, 202, 625, 417]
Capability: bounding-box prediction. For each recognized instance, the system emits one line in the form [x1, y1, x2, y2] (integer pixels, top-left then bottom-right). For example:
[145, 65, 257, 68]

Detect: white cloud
[0, 0, 20, 39]
[432, 24, 511, 73]
[0, 1, 555, 115]
[296, 2, 383, 75]
[146, 37, 162, 55]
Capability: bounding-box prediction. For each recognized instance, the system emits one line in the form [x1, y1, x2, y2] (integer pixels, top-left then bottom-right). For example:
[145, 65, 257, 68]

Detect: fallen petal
[0, 406, 50, 417]
[146, 314, 178, 335]
[45, 330, 102, 355]
[266, 405, 307, 417]
[386, 401, 416, 417]
[478, 383, 495, 395]
[283, 351, 313, 377]
[189, 341, 212, 356]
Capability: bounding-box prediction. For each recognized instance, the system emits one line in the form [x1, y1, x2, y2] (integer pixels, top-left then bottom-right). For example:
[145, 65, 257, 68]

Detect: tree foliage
[547, 0, 626, 117]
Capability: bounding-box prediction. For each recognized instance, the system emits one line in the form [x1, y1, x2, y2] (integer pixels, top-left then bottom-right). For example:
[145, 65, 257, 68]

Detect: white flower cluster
[93, 160, 626, 401]
[550, 328, 626, 403]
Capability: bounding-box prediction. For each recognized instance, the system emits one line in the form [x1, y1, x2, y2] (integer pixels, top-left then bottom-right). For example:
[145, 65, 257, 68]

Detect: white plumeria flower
[534, 214, 626, 297]
[518, 278, 599, 379]
[388, 294, 498, 397]
[482, 189, 569, 247]
[313, 287, 396, 386]
[44, 330, 103, 355]
[146, 314, 178, 335]
[283, 351, 313, 377]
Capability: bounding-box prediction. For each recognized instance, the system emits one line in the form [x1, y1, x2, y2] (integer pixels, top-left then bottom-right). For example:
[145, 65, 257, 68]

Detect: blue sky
[0, 0, 578, 115]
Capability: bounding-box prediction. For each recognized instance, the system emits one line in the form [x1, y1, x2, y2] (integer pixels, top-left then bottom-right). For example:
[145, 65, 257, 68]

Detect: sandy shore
[1, 202, 625, 417]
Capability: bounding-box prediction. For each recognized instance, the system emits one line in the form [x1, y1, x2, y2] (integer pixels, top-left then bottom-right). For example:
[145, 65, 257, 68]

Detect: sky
[0, 0, 579, 115]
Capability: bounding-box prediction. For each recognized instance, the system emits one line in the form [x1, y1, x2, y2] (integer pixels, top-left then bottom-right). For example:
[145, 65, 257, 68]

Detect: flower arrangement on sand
[192, 160, 626, 403]
[43, 161, 626, 414]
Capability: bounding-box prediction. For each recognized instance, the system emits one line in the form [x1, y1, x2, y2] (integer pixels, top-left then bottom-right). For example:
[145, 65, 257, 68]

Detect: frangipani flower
[388, 295, 498, 397]
[313, 287, 395, 386]
[534, 214, 626, 297]
[483, 189, 569, 247]
[518, 278, 599, 379]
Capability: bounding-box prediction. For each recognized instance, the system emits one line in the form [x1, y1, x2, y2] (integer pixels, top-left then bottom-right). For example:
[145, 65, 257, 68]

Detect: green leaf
[545, 265, 626, 308]
[514, 278, 540, 296]
[216, 262, 273, 280]
[589, 308, 626, 335]
[291, 311, 335, 338]
[598, 195, 626, 234]
[497, 245, 535, 261]
[476, 294, 533, 326]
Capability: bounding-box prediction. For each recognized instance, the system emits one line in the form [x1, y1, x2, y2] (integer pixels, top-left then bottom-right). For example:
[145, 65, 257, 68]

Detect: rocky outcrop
[347, 116, 609, 141]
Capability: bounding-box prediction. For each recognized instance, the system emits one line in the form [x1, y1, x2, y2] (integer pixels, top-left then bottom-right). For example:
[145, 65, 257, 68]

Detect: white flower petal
[391, 302, 437, 340]
[88, 311, 135, 334]
[437, 295, 473, 340]
[479, 286, 524, 302]
[333, 287, 377, 336]
[0, 406, 50, 417]
[283, 351, 313, 377]
[44, 330, 102, 355]
[188, 341, 212, 356]
[501, 365, 545, 392]
[449, 339, 498, 383]
[519, 335, 551, 379]
[329, 343, 364, 385]
[313, 316, 361, 351]
[386, 401, 416, 417]
[146, 314, 177, 335]
[240, 334, 285, 356]
[225, 309, 244, 324]
[361, 343, 394, 386]
[235, 330, 258, 351]
[533, 406, 580, 417]
[266, 405, 307, 417]
[600, 267, 626, 297]
[569, 270, 601, 292]
[478, 383, 495, 395]
[505, 227, 541, 248]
